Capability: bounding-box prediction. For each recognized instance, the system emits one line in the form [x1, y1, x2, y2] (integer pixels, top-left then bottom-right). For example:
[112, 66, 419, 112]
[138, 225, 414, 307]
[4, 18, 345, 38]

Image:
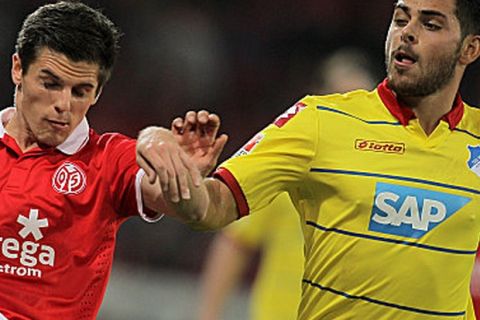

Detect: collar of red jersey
[377, 78, 464, 129]
[0, 107, 90, 155]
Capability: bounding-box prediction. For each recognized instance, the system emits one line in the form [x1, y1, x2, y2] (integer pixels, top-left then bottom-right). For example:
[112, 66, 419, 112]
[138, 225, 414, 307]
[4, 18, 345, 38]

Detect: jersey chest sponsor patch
[0, 209, 55, 279]
[368, 182, 471, 238]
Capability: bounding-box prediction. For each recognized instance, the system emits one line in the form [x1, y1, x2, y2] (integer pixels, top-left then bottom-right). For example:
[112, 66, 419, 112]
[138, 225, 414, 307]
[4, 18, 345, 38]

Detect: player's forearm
[200, 178, 238, 230]
[166, 178, 238, 230]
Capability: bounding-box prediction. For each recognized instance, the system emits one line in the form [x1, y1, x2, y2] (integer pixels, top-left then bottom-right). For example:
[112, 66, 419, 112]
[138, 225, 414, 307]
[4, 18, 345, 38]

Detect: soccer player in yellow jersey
[196, 48, 377, 320]
[136, 0, 480, 319]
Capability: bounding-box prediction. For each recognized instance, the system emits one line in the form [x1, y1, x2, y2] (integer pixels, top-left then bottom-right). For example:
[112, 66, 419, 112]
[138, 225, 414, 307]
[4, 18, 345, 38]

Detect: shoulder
[300, 89, 383, 119]
[88, 131, 136, 150]
[458, 103, 480, 139]
[79, 131, 136, 163]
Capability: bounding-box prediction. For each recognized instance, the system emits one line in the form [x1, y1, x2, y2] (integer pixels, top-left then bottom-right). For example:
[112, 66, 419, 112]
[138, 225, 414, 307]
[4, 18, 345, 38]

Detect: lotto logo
[369, 183, 471, 238]
[52, 162, 86, 195]
[355, 139, 405, 154]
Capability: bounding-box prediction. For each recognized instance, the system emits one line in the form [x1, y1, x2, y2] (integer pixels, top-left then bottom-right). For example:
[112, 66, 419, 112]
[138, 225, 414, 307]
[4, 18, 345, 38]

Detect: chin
[38, 135, 68, 149]
[388, 76, 416, 96]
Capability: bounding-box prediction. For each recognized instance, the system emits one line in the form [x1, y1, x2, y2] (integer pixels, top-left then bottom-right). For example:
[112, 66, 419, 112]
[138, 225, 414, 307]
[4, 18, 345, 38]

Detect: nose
[400, 23, 418, 44]
[54, 88, 72, 113]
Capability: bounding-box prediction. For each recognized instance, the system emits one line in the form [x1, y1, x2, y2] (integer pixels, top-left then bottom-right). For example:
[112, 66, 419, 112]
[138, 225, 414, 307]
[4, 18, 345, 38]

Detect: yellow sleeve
[216, 96, 320, 216]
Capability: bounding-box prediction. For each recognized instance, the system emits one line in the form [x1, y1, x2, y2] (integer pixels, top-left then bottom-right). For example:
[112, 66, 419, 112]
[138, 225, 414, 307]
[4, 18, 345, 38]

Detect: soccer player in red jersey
[0, 2, 226, 319]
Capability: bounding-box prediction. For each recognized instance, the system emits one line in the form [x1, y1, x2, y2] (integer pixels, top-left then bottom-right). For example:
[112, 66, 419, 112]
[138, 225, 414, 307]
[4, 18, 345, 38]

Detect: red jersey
[0, 108, 157, 319]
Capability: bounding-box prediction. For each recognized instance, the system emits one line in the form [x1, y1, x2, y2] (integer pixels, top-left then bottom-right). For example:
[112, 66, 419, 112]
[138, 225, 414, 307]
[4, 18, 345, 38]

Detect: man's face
[11, 48, 100, 148]
[385, 0, 463, 97]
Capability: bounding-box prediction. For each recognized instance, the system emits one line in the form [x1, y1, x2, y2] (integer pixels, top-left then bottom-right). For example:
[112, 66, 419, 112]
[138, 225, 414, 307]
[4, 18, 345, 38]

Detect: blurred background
[1, 1, 479, 319]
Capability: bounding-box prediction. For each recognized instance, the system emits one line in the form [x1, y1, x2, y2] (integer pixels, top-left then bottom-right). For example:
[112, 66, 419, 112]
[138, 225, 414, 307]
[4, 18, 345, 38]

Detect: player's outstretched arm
[136, 111, 236, 229]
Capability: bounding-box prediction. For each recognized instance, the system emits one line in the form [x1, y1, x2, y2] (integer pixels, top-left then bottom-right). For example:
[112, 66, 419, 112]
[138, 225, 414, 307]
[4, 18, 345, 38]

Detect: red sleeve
[213, 167, 250, 218]
[100, 133, 140, 218]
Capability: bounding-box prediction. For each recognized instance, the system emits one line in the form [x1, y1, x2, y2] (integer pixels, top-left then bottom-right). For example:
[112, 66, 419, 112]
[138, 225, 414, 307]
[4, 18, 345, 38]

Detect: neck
[396, 76, 461, 136]
[4, 90, 39, 152]
[4, 111, 39, 152]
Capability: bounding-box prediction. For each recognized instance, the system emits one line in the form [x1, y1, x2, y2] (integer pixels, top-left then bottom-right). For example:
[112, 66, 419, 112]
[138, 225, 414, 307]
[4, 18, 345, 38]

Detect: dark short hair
[392, 0, 480, 38]
[15, 1, 121, 88]
[455, 0, 480, 38]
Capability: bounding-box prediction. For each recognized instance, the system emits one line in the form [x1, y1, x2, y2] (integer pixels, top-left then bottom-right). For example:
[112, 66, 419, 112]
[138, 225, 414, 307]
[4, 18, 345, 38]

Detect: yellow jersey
[224, 193, 303, 320]
[215, 80, 480, 319]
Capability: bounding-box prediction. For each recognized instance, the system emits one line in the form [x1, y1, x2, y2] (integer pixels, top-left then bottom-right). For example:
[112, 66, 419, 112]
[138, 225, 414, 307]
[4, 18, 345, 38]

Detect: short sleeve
[102, 134, 161, 221]
[215, 96, 320, 217]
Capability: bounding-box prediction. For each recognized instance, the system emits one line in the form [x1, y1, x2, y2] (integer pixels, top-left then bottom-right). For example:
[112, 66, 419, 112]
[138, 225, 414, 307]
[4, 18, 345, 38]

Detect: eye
[394, 19, 409, 27]
[43, 82, 60, 90]
[424, 22, 441, 31]
[72, 88, 86, 98]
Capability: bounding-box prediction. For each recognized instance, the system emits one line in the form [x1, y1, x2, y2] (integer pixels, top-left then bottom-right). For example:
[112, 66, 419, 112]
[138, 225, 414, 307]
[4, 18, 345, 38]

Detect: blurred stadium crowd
[1, 1, 479, 319]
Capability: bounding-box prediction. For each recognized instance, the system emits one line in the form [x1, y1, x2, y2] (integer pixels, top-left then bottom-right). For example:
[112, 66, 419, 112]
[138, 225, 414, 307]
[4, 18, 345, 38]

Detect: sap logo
[369, 183, 471, 238]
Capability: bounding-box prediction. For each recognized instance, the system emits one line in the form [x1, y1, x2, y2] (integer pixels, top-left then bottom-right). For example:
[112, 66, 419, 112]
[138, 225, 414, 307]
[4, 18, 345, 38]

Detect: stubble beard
[385, 43, 461, 98]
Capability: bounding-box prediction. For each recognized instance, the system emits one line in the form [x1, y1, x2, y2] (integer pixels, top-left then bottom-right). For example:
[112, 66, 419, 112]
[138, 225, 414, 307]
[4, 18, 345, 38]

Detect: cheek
[71, 103, 92, 123]
[426, 43, 456, 63]
[23, 85, 53, 109]
[385, 30, 396, 57]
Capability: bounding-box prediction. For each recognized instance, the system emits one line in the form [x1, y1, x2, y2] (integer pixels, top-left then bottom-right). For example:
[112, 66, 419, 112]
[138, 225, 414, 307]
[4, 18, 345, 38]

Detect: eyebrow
[395, 4, 448, 20]
[40, 69, 61, 81]
[40, 69, 95, 89]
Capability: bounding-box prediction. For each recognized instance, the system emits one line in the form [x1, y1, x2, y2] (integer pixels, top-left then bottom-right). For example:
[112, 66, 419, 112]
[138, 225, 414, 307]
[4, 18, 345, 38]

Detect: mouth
[393, 49, 418, 68]
[47, 119, 70, 130]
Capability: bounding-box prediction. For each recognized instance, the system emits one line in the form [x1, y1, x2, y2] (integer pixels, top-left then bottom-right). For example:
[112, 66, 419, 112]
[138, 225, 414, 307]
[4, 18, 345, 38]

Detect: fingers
[150, 110, 225, 187]
[197, 110, 210, 126]
[197, 111, 220, 135]
[200, 134, 229, 176]
[211, 134, 228, 162]
[183, 111, 198, 133]
[179, 149, 202, 187]
[179, 110, 220, 136]
[138, 140, 174, 193]
[137, 127, 199, 203]
[136, 152, 157, 184]
[204, 113, 220, 138]
[171, 117, 184, 134]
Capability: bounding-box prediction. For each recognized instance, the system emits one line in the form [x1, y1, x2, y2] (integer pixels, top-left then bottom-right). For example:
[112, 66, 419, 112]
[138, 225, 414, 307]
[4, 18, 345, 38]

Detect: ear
[11, 53, 23, 86]
[93, 86, 103, 105]
[459, 34, 480, 65]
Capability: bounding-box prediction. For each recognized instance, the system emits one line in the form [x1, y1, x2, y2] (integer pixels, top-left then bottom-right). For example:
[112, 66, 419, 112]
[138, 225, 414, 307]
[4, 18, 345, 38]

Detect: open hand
[136, 126, 201, 203]
[171, 110, 228, 177]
